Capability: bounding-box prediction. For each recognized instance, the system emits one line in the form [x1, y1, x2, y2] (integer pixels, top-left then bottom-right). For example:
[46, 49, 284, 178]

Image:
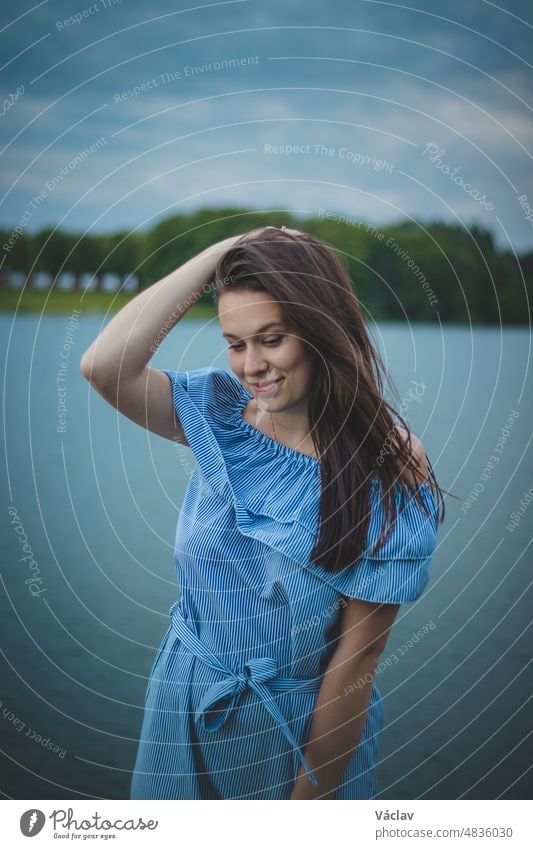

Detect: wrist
[201, 235, 241, 261]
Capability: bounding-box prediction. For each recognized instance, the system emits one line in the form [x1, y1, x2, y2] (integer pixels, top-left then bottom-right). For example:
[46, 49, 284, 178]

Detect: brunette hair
[212, 226, 445, 573]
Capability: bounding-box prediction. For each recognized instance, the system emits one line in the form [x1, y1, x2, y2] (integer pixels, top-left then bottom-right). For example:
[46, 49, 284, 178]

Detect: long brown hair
[212, 226, 445, 573]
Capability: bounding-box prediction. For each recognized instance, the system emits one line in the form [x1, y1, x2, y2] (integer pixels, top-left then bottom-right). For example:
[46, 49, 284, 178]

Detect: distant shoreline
[0, 289, 217, 318]
[0, 289, 528, 326]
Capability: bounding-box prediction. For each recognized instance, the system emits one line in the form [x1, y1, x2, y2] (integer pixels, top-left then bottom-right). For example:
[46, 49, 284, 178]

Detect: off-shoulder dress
[130, 367, 438, 800]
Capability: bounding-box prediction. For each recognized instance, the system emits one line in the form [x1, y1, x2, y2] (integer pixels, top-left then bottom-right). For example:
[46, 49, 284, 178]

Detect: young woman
[80, 225, 444, 800]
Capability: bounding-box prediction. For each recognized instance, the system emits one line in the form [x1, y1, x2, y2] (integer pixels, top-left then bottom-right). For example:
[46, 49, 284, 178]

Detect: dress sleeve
[159, 366, 242, 421]
[157, 366, 243, 500]
[302, 482, 439, 605]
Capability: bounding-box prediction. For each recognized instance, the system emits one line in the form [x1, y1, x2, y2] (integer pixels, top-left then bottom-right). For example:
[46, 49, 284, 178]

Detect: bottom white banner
[1, 799, 528, 847]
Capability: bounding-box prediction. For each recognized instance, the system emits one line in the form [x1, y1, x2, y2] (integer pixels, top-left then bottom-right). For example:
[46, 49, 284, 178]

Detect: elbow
[80, 347, 112, 388]
[80, 348, 97, 383]
[335, 630, 391, 669]
[340, 643, 384, 671]
[80, 350, 92, 382]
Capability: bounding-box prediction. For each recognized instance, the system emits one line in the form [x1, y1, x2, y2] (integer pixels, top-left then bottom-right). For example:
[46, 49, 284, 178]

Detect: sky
[1, 0, 533, 254]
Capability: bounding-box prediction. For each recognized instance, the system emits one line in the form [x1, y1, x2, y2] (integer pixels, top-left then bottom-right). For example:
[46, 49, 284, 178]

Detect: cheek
[227, 350, 242, 375]
[284, 341, 305, 367]
[295, 352, 316, 387]
[292, 346, 313, 372]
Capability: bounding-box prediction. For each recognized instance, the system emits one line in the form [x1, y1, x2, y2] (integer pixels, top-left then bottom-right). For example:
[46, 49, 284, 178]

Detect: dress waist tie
[169, 600, 323, 787]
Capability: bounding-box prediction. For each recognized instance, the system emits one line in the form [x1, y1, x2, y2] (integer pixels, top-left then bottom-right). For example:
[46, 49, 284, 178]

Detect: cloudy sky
[1, 0, 532, 253]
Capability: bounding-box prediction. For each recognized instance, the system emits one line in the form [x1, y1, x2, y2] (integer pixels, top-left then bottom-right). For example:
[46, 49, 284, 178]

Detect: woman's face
[218, 289, 316, 413]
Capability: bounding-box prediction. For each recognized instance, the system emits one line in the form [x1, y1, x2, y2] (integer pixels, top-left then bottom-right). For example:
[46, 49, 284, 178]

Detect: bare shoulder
[394, 426, 429, 484]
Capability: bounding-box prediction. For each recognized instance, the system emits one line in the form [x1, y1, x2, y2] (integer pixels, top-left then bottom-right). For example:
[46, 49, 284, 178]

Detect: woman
[80, 225, 444, 800]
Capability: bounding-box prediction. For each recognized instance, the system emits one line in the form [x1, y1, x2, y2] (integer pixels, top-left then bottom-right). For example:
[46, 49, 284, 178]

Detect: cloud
[1, 0, 532, 251]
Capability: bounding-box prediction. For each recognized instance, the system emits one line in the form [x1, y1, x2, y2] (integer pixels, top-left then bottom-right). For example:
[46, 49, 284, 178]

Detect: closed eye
[228, 336, 284, 350]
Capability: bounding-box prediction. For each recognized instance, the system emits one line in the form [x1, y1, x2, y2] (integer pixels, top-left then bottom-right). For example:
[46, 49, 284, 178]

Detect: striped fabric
[130, 367, 439, 800]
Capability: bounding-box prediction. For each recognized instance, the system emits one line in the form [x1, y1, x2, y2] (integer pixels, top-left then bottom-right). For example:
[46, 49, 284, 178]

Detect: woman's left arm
[290, 433, 430, 799]
[290, 598, 401, 800]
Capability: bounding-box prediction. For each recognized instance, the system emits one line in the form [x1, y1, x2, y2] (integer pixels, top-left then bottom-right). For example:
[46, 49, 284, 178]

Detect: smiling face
[218, 289, 317, 415]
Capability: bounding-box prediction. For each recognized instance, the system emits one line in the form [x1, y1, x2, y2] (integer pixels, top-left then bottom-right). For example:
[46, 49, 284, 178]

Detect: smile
[252, 378, 284, 394]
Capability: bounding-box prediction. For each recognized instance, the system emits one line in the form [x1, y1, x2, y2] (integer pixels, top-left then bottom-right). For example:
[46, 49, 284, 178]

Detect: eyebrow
[222, 322, 286, 340]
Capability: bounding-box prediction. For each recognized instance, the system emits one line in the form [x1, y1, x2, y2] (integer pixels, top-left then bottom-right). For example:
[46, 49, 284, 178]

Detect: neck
[255, 400, 315, 454]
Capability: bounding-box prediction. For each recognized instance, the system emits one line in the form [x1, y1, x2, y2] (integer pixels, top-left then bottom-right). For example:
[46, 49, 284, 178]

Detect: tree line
[2, 208, 531, 323]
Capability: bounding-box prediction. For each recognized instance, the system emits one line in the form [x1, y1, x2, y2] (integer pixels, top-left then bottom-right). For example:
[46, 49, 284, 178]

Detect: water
[1, 314, 531, 799]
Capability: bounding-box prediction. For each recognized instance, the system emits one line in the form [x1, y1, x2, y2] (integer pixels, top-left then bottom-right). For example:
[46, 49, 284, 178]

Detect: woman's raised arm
[79, 234, 240, 442]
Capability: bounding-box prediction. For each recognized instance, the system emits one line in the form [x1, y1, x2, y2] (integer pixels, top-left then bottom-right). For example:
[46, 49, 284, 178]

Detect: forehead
[218, 290, 285, 335]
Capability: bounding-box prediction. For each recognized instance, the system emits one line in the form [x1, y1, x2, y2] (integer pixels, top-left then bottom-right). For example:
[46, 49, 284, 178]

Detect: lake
[1, 313, 531, 799]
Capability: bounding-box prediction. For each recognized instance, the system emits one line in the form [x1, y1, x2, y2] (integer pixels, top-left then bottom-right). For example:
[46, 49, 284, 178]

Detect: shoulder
[393, 427, 429, 485]
[185, 367, 244, 416]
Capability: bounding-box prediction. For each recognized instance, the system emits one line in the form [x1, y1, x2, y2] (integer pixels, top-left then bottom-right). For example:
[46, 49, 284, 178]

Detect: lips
[252, 377, 284, 393]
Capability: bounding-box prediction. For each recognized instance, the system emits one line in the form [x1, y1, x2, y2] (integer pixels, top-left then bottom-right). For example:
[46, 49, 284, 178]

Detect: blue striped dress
[130, 366, 439, 800]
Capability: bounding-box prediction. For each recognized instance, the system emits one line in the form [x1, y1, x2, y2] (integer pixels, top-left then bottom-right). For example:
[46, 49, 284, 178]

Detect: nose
[244, 345, 268, 377]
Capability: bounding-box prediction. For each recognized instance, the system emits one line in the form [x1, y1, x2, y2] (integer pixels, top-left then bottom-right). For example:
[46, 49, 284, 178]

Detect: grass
[0, 287, 218, 317]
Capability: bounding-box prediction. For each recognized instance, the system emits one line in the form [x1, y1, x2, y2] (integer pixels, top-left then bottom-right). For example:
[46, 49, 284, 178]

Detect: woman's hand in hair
[201, 232, 245, 259]
[263, 225, 305, 237]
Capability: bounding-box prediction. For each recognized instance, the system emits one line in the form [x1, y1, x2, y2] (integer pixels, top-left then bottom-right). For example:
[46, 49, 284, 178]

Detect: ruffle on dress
[160, 366, 439, 605]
